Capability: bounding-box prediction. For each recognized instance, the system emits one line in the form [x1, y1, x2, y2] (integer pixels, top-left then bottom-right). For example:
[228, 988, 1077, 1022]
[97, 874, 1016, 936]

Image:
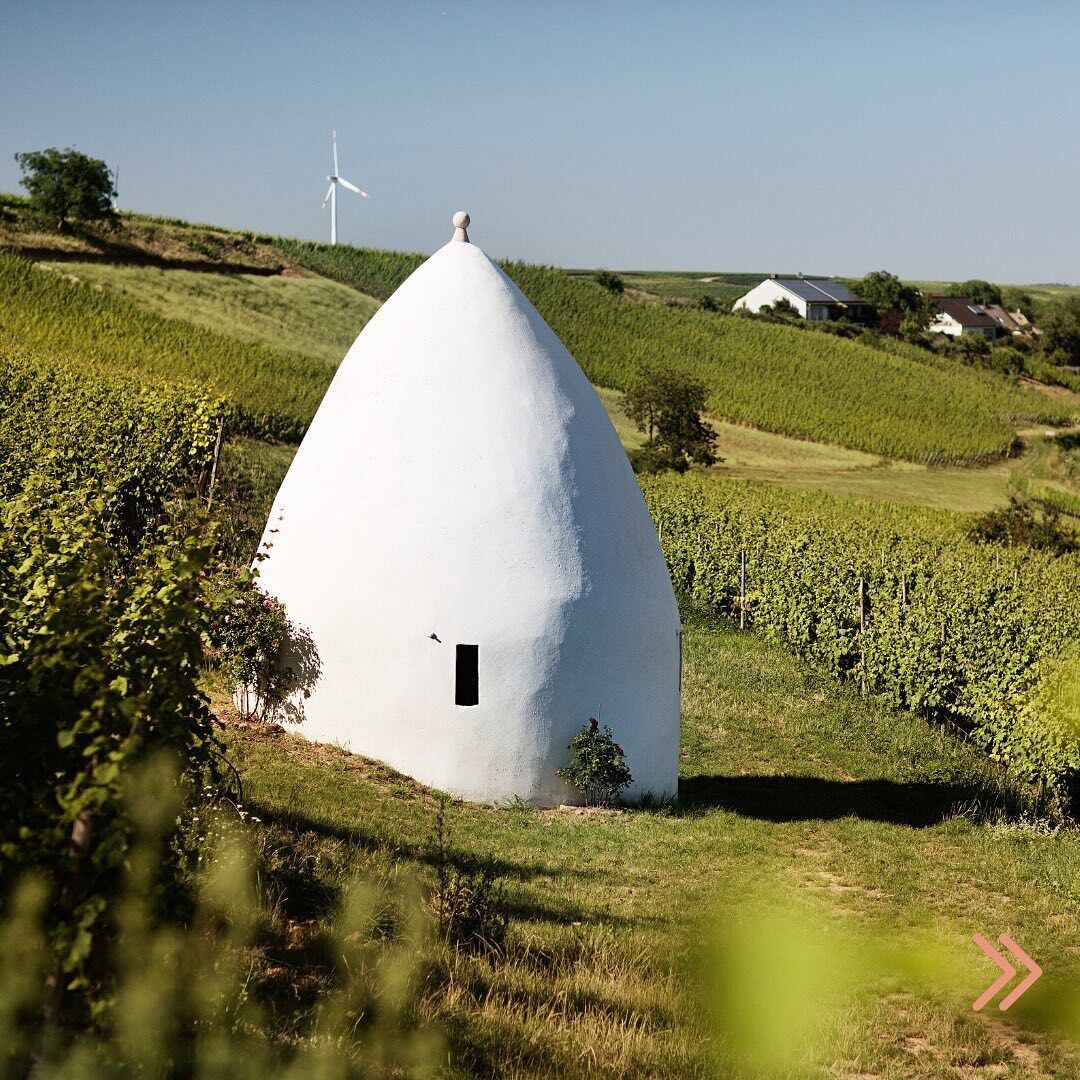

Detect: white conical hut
[256, 212, 681, 806]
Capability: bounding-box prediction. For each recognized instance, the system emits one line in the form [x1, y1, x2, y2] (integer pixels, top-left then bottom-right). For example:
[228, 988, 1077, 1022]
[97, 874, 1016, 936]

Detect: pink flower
[614, 744, 624, 756]
[263, 599, 274, 609]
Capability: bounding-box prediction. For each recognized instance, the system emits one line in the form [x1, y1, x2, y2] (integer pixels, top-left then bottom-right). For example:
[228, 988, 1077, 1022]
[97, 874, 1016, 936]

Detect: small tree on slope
[15, 147, 115, 232]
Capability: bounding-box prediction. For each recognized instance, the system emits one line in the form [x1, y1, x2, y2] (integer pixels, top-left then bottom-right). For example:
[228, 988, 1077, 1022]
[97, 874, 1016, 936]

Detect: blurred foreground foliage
[0, 759, 442, 1078]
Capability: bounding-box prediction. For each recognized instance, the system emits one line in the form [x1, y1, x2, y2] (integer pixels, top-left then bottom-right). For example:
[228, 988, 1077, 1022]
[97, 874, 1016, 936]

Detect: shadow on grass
[251, 803, 619, 932]
[677, 774, 1020, 827]
[19, 226, 281, 275]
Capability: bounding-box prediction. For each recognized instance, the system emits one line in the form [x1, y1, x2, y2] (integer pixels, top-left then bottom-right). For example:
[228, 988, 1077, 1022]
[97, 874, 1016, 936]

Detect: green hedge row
[641, 473, 1080, 790]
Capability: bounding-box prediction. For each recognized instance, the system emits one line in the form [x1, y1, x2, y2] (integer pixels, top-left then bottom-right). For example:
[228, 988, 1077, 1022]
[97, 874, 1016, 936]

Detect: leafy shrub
[593, 269, 625, 294]
[625, 364, 719, 473]
[428, 798, 508, 955]
[558, 717, 633, 806]
[212, 574, 321, 724]
[968, 495, 1078, 556]
[15, 146, 115, 231]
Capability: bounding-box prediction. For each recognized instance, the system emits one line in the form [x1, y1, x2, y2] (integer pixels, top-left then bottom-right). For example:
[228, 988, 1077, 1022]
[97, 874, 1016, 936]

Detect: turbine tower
[321, 130, 369, 245]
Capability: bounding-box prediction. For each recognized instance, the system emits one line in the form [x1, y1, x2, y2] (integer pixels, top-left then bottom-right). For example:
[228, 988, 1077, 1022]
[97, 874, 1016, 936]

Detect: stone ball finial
[452, 210, 470, 243]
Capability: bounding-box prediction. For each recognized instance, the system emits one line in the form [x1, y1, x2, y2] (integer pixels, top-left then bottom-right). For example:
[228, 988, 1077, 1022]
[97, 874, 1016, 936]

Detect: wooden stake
[206, 416, 224, 512]
[739, 550, 746, 629]
[858, 576, 866, 691]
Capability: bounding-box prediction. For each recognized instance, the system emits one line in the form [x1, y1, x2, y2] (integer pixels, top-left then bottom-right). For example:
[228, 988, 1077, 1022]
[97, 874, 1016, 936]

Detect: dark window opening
[455, 644, 479, 706]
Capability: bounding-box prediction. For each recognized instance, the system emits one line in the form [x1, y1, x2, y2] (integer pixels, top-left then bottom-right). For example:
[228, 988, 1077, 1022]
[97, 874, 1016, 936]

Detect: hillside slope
[0, 249, 331, 440]
[2, 202, 1075, 466]
[278, 239, 1073, 464]
[37, 260, 379, 367]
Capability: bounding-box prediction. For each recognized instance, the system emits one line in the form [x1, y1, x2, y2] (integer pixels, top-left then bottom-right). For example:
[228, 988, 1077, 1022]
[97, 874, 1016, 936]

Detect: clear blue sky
[1, 1, 1076, 282]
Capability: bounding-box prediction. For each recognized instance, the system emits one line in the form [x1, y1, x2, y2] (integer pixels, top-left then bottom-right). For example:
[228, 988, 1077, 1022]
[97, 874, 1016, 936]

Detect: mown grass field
[220, 603, 1080, 1078]
[567, 269, 762, 307]
[600, 387, 1078, 515]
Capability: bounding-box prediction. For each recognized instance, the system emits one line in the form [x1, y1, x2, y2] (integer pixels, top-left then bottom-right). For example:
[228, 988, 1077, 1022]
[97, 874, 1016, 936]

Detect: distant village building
[981, 303, 1021, 336]
[927, 295, 999, 340]
[254, 212, 681, 807]
[732, 275, 872, 322]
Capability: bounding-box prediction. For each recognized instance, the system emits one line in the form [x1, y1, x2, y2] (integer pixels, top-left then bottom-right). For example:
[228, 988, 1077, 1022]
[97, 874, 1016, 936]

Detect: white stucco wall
[255, 235, 681, 806]
[732, 278, 808, 316]
[929, 312, 963, 337]
[930, 313, 995, 339]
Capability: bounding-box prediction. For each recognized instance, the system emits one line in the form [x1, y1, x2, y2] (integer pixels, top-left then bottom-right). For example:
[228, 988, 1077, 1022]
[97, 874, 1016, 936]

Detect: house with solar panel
[733, 274, 872, 323]
[926, 295, 1000, 341]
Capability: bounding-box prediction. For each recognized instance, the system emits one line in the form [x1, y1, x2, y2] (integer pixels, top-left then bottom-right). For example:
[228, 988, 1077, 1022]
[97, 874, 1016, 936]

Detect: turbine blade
[332, 130, 338, 175]
[321, 182, 335, 209]
[337, 177, 369, 197]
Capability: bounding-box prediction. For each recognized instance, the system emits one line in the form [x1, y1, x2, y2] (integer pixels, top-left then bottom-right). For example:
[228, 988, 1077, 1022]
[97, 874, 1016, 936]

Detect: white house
[255, 212, 681, 806]
[927, 295, 999, 340]
[733, 275, 871, 322]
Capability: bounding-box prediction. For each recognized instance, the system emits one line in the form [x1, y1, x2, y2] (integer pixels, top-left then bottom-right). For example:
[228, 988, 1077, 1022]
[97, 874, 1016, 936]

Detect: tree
[850, 270, 931, 333]
[624, 364, 719, 473]
[1037, 296, 1080, 365]
[1000, 286, 1035, 321]
[593, 269, 624, 294]
[945, 279, 1002, 306]
[14, 147, 115, 231]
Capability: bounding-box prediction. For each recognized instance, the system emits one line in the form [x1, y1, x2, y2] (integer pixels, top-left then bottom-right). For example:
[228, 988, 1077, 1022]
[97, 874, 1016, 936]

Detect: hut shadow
[676, 774, 1015, 827]
[254, 804, 602, 888]
[252, 803, 615, 930]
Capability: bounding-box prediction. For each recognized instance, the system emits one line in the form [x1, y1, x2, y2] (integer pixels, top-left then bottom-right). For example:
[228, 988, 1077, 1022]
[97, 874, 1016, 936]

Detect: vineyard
[277, 240, 1074, 464]
[0, 249, 330, 441]
[642, 472, 1080, 793]
[39, 260, 380, 368]
[3, 212, 1080, 1075]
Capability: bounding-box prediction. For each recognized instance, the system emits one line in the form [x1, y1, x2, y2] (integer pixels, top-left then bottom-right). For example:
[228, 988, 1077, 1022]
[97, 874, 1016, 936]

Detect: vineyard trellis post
[739, 549, 746, 630]
[858, 575, 866, 692]
[206, 415, 224, 512]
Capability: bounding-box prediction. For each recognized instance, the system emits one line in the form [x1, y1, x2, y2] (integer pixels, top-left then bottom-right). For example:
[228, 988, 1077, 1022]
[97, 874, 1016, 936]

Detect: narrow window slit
[455, 644, 478, 706]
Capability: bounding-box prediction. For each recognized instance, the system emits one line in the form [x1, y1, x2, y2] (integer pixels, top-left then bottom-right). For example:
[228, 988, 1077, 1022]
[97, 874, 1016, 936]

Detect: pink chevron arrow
[972, 933, 1042, 1011]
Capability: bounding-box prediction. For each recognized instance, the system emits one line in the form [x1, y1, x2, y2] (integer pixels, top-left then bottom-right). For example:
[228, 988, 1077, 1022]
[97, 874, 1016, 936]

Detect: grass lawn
[598, 387, 1020, 514]
[222, 604, 1080, 1078]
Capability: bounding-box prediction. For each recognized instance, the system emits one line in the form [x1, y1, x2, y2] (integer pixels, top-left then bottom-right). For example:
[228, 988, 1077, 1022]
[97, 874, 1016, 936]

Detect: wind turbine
[321, 130, 369, 245]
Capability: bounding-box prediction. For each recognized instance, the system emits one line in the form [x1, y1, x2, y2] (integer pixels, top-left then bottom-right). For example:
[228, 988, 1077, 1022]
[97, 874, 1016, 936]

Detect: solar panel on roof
[776, 277, 864, 304]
